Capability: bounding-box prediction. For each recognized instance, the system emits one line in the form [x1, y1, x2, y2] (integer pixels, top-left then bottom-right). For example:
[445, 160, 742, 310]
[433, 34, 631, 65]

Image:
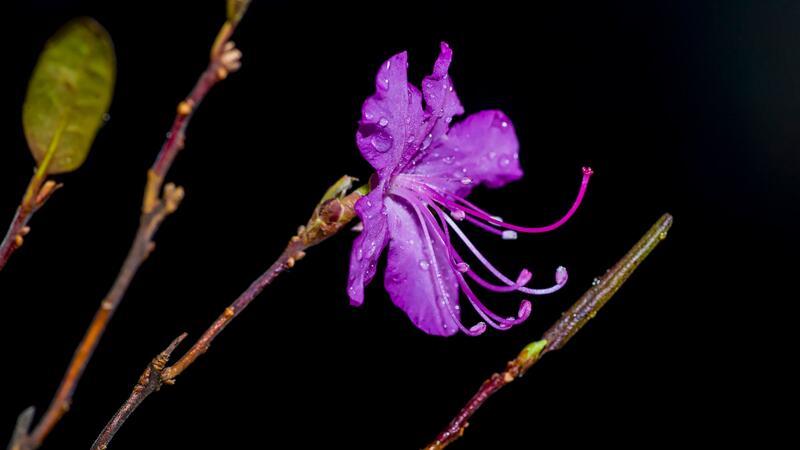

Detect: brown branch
[0, 177, 60, 272]
[424, 213, 674, 450]
[90, 334, 187, 450]
[89, 181, 364, 449]
[7, 19, 246, 450]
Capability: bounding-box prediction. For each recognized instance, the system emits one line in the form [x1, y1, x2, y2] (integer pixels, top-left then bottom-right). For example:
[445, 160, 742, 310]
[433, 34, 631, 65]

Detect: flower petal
[421, 42, 464, 143]
[410, 110, 523, 196]
[383, 195, 460, 336]
[356, 52, 425, 177]
[347, 189, 390, 306]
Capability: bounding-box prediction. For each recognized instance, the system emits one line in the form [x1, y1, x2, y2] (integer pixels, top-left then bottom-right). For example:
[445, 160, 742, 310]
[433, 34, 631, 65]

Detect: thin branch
[90, 334, 187, 450]
[0, 177, 60, 272]
[7, 19, 246, 450]
[424, 213, 674, 450]
[89, 180, 364, 449]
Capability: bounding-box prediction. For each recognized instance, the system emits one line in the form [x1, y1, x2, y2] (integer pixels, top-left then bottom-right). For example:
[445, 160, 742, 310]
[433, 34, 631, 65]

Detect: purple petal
[383, 196, 460, 336]
[347, 189, 390, 306]
[421, 42, 464, 142]
[409, 110, 523, 196]
[356, 52, 425, 176]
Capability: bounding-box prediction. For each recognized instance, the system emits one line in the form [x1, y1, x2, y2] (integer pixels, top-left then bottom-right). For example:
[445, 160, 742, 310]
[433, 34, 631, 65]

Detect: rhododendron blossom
[348, 42, 592, 336]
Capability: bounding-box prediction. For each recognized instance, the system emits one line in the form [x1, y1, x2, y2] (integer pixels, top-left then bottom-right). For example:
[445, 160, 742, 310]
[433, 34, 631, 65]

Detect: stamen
[465, 216, 504, 236]
[502, 230, 518, 240]
[441, 212, 568, 295]
[404, 192, 486, 336]
[425, 167, 593, 234]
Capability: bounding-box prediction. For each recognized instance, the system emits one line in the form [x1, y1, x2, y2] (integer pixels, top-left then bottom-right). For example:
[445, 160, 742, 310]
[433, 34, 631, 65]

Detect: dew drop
[378, 117, 389, 127]
[364, 111, 374, 120]
[450, 209, 466, 221]
[422, 133, 433, 149]
[500, 158, 511, 167]
[419, 260, 430, 270]
[659, 231, 668, 240]
[460, 177, 473, 185]
[367, 240, 378, 257]
[442, 155, 455, 165]
[102, 113, 111, 122]
[370, 132, 393, 153]
[356, 247, 364, 261]
[455, 262, 470, 273]
[592, 277, 601, 286]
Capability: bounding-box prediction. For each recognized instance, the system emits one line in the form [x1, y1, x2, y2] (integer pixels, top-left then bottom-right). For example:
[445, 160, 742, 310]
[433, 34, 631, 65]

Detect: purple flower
[348, 42, 593, 336]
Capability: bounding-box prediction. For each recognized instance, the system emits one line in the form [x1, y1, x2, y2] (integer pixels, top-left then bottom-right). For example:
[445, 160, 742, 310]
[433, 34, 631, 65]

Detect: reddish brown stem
[425, 213, 673, 450]
[7, 20, 244, 450]
[0, 176, 59, 272]
[89, 184, 363, 449]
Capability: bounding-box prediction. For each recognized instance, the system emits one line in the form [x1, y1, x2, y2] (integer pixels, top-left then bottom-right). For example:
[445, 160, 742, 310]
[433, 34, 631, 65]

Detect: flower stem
[6, 18, 246, 450]
[424, 213, 673, 450]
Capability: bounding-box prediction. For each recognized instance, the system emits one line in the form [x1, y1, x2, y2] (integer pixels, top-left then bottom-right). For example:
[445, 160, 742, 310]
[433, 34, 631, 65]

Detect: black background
[1, 1, 790, 448]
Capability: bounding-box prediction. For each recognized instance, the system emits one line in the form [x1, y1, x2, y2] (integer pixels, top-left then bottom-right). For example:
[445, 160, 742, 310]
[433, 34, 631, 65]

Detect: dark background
[1, 1, 790, 448]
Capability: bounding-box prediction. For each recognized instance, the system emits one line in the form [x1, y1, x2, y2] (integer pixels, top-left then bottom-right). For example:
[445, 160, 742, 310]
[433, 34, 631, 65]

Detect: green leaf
[22, 17, 115, 175]
[227, 0, 251, 25]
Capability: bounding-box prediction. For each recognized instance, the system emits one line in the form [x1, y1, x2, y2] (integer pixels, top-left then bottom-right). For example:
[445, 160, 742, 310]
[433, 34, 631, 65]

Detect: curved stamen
[424, 167, 593, 234]
[429, 204, 535, 294]
[440, 211, 568, 295]
[403, 192, 486, 336]
[419, 204, 530, 328]
[465, 215, 504, 236]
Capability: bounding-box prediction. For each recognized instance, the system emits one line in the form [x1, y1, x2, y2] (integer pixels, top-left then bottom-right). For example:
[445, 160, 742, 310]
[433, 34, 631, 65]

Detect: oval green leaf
[23, 17, 115, 175]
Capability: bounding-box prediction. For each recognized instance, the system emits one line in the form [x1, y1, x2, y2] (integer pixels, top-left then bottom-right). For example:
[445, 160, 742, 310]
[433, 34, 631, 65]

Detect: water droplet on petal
[419, 260, 430, 270]
[102, 113, 111, 122]
[442, 155, 455, 165]
[592, 277, 601, 286]
[455, 262, 470, 273]
[491, 215, 504, 222]
[370, 131, 393, 153]
[356, 247, 364, 261]
[659, 231, 668, 240]
[460, 177, 473, 185]
[500, 158, 511, 167]
[450, 209, 465, 221]
[488, 151, 497, 160]
[386, 60, 392, 69]
[364, 111, 374, 120]
[378, 117, 389, 127]
[422, 133, 433, 149]
[367, 240, 378, 257]
[502, 230, 518, 240]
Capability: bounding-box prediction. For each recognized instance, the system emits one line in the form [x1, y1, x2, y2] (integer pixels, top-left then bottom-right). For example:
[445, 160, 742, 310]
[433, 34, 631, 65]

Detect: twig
[424, 213, 674, 450]
[90, 334, 186, 450]
[0, 176, 60, 272]
[89, 181, 364, 449]
[7, 19, 246, 450]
